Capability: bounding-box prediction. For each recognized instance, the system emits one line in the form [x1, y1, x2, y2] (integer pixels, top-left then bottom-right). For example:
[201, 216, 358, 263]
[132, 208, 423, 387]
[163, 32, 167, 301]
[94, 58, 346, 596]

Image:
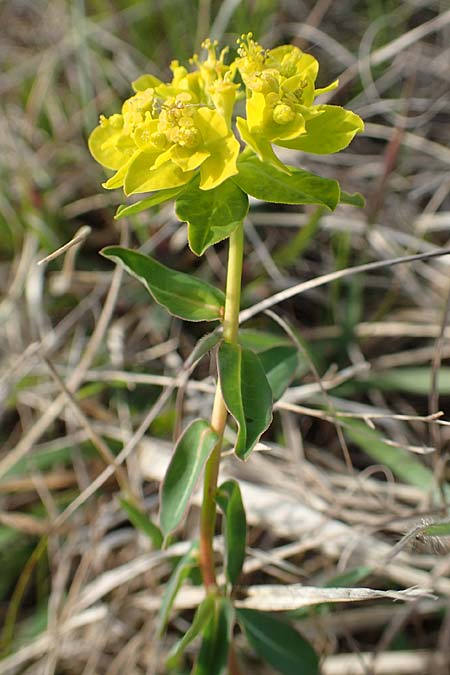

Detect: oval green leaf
[215, 480, 247, 586]
[176, 178, 249, 256]
[166, 594, 215, 669]
[236, 608, 318, 675]
[258, 346, 300, 400]
[101, 246, 225, 322]
[119, 498, 163, 549]
[115, 185, 185, 219]
[239, 329, 291, 351]
[232, 154, 340, 210]
[160, 420, 220, 535]
[193, 597, 232, 675]
[218, 343, 273, 460]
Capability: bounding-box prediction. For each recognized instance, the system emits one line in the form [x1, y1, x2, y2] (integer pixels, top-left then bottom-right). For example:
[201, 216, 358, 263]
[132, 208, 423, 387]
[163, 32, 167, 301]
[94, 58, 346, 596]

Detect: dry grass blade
[0, 607, 108, 675]
[332, 7, 450, 92]
[0, 225, 128, 480]
[2, 2, 450, 672]
[321, 650, 438, 675]
[37, 226, 91, 266]
[40, 353, 132, 496]
[236, 584, 435, 611]
[239, 247, 450, 324]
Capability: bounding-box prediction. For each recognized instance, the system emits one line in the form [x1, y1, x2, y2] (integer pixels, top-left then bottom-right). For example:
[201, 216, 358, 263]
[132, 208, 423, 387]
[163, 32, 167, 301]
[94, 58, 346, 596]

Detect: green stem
[199, 222, 244, 589]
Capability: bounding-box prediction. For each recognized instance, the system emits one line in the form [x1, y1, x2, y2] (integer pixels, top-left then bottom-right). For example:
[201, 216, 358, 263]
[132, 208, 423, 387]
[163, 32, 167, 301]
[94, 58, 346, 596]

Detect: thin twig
[37, 226, 91, 266]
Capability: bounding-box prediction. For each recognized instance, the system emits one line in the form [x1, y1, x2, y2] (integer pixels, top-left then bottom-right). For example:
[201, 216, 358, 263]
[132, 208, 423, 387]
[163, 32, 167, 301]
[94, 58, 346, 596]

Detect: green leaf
[115, 186, 185, 219]
[232, 154, 340, 210]
[258, 346, 299, 400]
[193, 598, 232, 675]
[101, 246, 225, 322]
[185, 332, 222, 370]
[119, 498, 163, 549]
[423, 522, 450, 537]
[215, 480, 247, 586]
[274, 206, 324, 266]
[160, 420, 220, 535]
[12, 602, 48, 651]
[218, 343, 273, 460]
[237, 608, 318, 675]
[157, 543, 198, 637]
[343, 419, 435, 490]
[239, 329, 291, 352]
[368, 368, 450, 395]
[340, 191, 365, 208]
[166, 595, 215, 669]
[175, 178, 249, 256]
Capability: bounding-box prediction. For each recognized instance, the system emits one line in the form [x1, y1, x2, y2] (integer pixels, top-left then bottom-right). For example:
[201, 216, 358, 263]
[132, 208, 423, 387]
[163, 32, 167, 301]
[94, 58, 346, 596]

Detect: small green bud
[272, 103, 295, 125]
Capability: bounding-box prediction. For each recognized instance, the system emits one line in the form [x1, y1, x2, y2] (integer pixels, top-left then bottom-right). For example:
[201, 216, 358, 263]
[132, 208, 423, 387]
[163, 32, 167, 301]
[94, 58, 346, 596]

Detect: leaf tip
[99, 245, 119, 260]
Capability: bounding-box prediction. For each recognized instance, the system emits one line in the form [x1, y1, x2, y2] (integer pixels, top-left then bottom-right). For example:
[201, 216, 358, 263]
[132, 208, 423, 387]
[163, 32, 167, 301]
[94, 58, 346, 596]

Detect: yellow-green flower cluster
[89, 35, 363, 195]
[89, 40, 240, 195]
[235, 33, 363, 172]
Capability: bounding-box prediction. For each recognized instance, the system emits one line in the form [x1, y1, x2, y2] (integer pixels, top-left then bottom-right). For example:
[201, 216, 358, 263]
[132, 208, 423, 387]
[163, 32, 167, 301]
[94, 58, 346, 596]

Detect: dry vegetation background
[1, 0, 450, 673]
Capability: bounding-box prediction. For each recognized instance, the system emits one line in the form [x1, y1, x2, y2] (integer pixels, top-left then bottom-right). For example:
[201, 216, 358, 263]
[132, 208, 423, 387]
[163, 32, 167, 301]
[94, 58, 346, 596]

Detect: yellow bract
[88, 34, 364, 195]
[234, 35, 363, 170]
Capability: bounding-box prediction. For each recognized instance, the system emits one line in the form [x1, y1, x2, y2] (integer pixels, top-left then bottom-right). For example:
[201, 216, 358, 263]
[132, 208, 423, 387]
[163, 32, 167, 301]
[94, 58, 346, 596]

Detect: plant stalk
[199, 222, 244, 589]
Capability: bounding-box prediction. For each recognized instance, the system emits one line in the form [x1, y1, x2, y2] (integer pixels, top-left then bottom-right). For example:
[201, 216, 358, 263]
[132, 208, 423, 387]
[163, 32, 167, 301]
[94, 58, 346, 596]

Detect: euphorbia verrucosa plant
[89, 33, 364, 675]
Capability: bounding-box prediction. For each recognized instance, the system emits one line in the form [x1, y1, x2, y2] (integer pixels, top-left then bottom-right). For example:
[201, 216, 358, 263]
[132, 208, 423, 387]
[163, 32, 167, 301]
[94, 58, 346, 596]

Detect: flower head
[234, 34, 363, 171]
[89, 40, 242, 195]
[88, 34, 363, 196]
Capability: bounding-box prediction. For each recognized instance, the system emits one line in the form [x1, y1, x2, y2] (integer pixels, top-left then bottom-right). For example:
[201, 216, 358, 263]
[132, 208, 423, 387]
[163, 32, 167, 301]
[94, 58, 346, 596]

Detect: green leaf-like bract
[115, 185, 185, 219]
[232, 154, 340, 210]
[160, 420, 220, 535]
[215, 480, 247, 586]
[237, 608, 318, 675]
[277, 105, 364, 155]
[119, 498, 163, 549]
[218, 343, 273, 460]
[166, 595, 215, 669]
[101, 246, 225, 322]
[175, 178, 249, 256]
[193, 597, 232, 675]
